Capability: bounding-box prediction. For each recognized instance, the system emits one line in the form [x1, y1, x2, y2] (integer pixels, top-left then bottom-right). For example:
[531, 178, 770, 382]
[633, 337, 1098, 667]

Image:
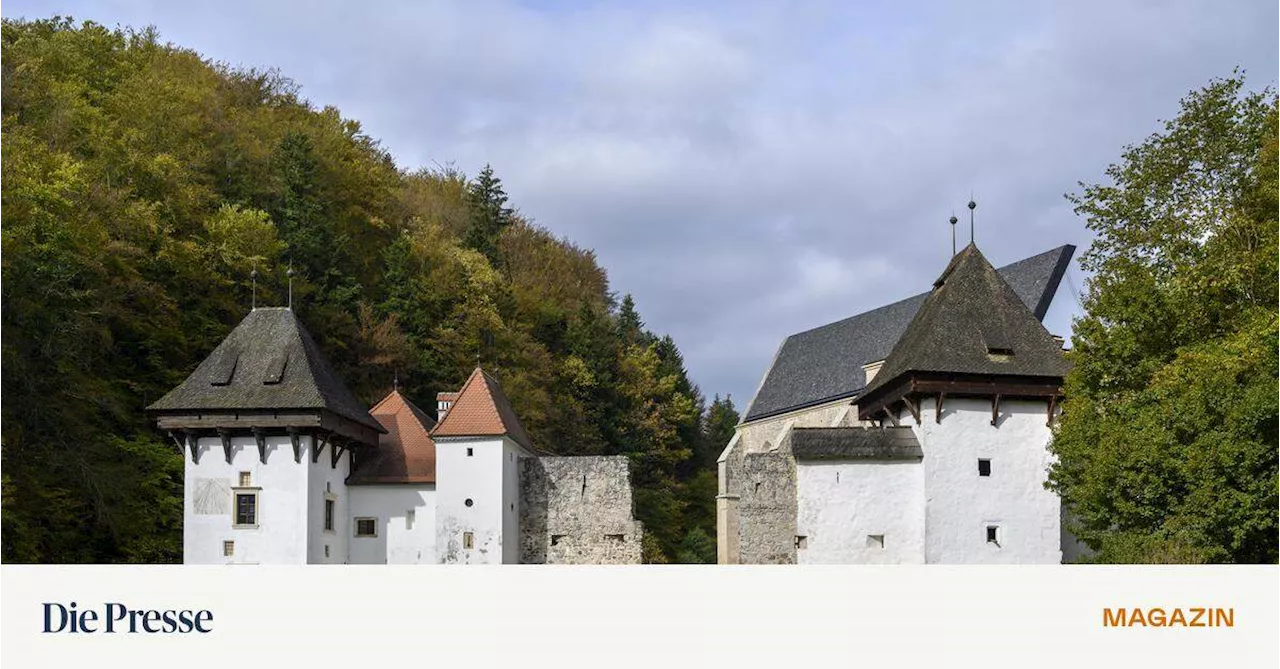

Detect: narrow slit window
[324, 498, 335, 532]
[406, 509, 415, 530]
[466, 447, 474, 457]
[605, 534, 625, 542]
[223, 540, 235, 557]
[986, 525, 1001, 546]
[978, 459, 992, 477]
[795, 535, 808, 549]
[463, 532, 474, 549]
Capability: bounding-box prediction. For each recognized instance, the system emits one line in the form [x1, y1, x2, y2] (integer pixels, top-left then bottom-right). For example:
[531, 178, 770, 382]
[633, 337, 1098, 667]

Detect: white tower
[147, 307, 384, 564]
[430, 368, 536, 564]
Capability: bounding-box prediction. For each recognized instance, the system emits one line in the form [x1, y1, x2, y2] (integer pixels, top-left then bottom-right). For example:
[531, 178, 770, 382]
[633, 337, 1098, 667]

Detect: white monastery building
[147, 308, 643, 564]
[718, 241, 1088, 564]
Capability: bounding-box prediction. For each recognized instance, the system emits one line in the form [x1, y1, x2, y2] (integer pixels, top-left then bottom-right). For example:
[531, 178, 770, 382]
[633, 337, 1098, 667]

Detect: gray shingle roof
[742, 245, 1074, 423]
[146, 307, 384, 432]
[861, 243, 1072, 398]
[788, 427, 923, 460]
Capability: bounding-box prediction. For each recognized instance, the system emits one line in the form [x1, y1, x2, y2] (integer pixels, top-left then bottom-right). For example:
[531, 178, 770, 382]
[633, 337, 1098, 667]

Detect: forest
[1, 17, 738, 564]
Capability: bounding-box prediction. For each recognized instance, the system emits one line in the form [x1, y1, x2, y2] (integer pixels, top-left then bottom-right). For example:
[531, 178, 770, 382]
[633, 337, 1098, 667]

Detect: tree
[462, 164, 514, 266]
[1048, 72, 1278, 563]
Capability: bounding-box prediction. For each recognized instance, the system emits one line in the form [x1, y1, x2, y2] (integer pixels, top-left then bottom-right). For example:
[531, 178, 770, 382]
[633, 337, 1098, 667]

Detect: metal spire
[967, 196, 977, 245]
[286, 263, 294, 310]
[949, 212, 958, 256]
[250, 263, 258, 310]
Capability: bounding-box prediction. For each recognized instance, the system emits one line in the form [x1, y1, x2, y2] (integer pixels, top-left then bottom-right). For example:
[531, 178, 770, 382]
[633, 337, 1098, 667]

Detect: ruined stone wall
[737, 450, 797, 564]
[519, 456, 643, 564]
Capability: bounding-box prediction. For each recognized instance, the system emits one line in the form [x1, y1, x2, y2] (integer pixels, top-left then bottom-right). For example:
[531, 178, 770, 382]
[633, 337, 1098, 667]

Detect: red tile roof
[347, 389, 437, 484]
[430, 368, 534, 451]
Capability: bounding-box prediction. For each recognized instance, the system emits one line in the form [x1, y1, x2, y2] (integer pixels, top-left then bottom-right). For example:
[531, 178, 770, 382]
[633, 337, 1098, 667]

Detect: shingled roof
[430, 368, 534, 451]
[787, 427, 923, 460]
[146, 307, 383, 432]
[348, 389, 437, 485]
[742, 244, 1073, 423]
[860, 243, 1072, 400]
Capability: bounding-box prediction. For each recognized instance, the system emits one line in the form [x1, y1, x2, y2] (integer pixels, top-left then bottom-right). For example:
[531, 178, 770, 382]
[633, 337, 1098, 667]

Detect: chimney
[437, 392, 458, 422]
[862, 359, 885, 385]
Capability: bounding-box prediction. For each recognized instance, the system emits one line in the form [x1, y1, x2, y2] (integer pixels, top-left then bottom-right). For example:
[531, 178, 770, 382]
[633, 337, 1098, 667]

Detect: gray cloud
[7, 0, 1277, 408]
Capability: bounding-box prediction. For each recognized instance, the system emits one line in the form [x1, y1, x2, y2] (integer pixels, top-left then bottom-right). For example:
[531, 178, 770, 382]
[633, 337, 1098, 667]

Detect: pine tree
[462, 164, 514, 266]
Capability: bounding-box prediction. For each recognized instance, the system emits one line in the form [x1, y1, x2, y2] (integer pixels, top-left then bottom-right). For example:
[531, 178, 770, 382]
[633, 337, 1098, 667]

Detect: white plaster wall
[347, 485, 437, 564]
[500, 441, 524, 564]
[913, 397, 1061, 564]
[435, 437, 505, 564]
[183, 434, 310, 565]
[796, 460, 925, 564]
[306, 447, 351, 564]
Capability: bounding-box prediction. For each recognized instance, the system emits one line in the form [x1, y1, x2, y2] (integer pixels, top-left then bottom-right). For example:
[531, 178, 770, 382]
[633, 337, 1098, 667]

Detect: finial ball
[286, 268, 294, 277]
[949, 215, 958, 225]
[968, 200, 977, 210]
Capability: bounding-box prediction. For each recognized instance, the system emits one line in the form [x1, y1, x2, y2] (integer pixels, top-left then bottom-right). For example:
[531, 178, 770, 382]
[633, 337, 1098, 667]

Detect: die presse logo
[42, 602, 213, 634]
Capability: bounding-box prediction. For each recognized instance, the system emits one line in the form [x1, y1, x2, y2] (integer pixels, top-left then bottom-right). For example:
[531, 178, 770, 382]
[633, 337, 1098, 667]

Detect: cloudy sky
[7, 0, 1277, 408]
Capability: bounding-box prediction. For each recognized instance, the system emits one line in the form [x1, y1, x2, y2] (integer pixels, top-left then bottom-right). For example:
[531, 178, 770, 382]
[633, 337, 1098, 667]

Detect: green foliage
[675, 526, 717, 564]
[1049, 72, 1279, 563]
[1, 17, 727, 563]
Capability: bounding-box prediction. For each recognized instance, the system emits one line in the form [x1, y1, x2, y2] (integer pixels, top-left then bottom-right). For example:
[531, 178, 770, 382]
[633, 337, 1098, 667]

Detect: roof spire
[250, 262, 259, 310]
[393, 368, 400, 392]
[286, 262, 294, 310]
[949, 211, 958, 256]
[968, 195, 977, 245]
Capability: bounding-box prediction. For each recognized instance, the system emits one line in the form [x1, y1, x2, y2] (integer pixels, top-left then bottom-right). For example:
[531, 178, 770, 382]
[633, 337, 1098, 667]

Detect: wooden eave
[856, 371, 1063, 422]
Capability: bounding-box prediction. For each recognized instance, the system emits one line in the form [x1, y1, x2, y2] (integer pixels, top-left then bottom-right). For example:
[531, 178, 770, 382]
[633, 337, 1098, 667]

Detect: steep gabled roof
[860, 243, 1071, 400]
[146, 307, 383, 432]
[349, 390, 437, 485]
[742, 244, 1074, 422]
[430, 368, 534, 451]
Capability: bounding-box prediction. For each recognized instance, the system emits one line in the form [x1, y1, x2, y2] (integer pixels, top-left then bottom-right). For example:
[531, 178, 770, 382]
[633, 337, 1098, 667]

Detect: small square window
[551, 534, 567, 546]
[223, 540, 235, 557]
[234, 491, 258, 527]
[867, 534, 885, 549]
[978, 459, 992, 477]
[986, 525, 1001, 546]
[795, 535, 808, 549]
[463, 532, 474, 549]
[466, 447, 474, 457]
[354, 518, 377, 538]
[238, 471, 252, 487]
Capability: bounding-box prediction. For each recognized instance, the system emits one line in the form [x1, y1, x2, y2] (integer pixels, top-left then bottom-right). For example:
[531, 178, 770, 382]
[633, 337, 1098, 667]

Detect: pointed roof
[146, 307, 383, 432]
[348, 389, 437, 484]
[430, 368, 534, 450]
[742, 244, 1074, 422]
[860, 243, 1071, 400]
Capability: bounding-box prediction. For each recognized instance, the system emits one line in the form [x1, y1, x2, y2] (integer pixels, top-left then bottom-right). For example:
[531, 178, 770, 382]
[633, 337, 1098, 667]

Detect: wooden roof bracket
[311, 431, 329, 464]
[1047, 395, 1058, 427]
[990, 394, 1002, 426]
[253, 427, 268, 464]
[881, 406, 900, 427]
[289, 428, 303, 463]
[936, 392, 946, 423]
[902, 396, 921, 425]
[331, 438, 345, 469]
[217, 428, 234, 464]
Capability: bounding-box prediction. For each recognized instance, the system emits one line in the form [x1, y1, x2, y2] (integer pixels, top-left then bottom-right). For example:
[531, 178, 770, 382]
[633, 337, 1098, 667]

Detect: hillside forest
[1, 17, 738, 564]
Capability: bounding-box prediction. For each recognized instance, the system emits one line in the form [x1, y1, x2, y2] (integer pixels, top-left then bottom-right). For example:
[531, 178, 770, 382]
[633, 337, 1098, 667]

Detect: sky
[5, 0, 1277, 410]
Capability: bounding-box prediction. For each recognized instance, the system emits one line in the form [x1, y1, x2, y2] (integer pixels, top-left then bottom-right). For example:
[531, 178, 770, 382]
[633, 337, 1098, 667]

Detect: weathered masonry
[719, 241, 1088, 564]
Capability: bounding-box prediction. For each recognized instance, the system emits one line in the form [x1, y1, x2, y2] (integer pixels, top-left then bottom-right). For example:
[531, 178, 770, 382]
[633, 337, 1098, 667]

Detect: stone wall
[737, 449, 797, 564]
[520, 456, 643, 564]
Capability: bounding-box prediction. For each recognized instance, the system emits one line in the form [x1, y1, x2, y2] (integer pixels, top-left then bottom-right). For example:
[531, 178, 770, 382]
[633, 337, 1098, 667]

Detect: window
[223, 540, 235, 557]
[605, 534, 625, 542]
[551, 534, 566, 546]
[234, 491, 258, 527]
[324, 498, 335, 532]
[867, 534, 885, 549]
[462, 532, 474, 549]
[466, 447, 474, 457]
[464, 498, 474, 507]
[986, 525, 1001, 546]
[978, 459, 992, 477]
[795, 535, 808, 549]
[324, 545, 330, 558]
[354, 518, 377, 538]
[238, 471, 252, 487]
[406, 509, 415, 530]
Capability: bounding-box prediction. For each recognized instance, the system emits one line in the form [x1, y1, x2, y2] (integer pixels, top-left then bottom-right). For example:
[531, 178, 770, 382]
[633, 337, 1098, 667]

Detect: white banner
[2, 565, 1276, 667]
